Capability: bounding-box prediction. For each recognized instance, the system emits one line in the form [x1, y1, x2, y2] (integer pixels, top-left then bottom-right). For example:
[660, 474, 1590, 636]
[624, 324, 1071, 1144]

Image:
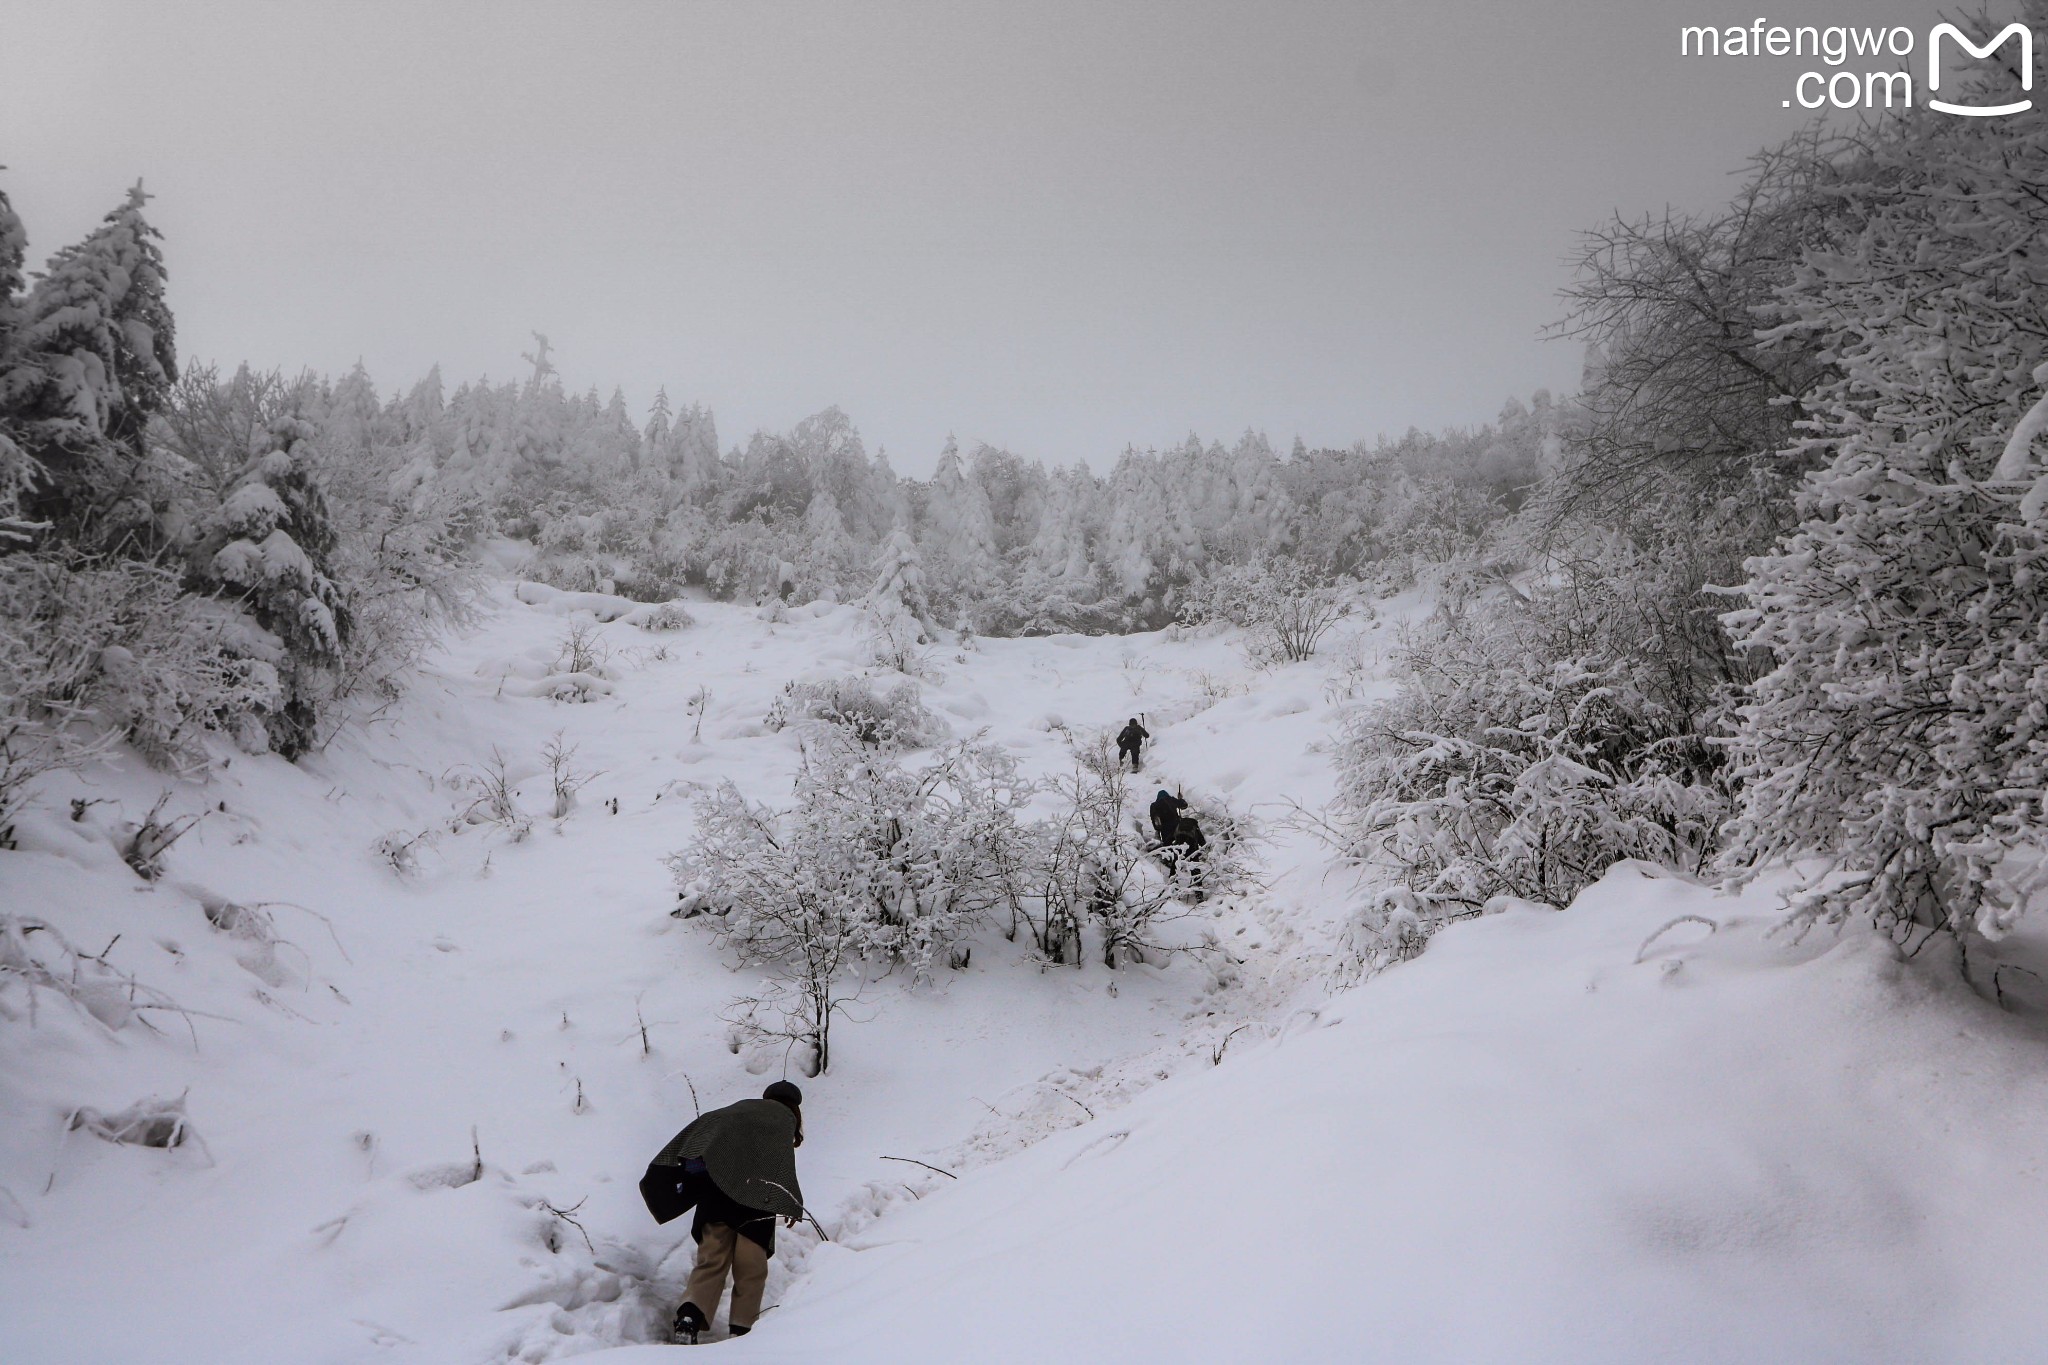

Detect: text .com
[1680, 19, 2034, 114]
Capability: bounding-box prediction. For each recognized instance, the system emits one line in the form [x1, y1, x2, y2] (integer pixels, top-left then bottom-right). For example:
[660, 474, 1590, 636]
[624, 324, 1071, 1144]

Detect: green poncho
[651, 1098, 804, 1219]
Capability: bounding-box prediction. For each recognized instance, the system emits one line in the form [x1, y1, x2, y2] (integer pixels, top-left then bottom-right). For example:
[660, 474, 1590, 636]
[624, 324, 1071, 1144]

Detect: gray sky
[2, 0, 1956, 473]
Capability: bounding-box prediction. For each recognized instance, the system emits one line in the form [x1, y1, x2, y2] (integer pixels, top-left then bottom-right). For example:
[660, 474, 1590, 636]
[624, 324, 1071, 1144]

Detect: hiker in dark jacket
[1117, 717, 1150, 771]
[640, 1080, 806, 1343]
[1148, 788, 1188, 846]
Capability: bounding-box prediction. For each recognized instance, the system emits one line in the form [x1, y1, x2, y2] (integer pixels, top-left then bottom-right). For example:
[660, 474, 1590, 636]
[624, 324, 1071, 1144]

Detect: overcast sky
[2, 0, 1961, 473]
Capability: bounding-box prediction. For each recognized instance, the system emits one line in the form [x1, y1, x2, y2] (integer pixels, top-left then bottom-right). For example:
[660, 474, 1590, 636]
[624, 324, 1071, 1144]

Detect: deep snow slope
[595, 869, 2048, 1365]
[12, 585, 2048, 1365]
[0, 586, 1391, 1364]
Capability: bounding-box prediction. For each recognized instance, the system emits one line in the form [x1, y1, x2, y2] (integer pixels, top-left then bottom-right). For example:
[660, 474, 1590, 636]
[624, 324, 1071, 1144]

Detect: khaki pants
[684, 1222, 769, 1330]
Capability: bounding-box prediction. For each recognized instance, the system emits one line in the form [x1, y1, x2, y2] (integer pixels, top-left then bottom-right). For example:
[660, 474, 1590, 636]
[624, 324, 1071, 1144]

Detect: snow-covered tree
[921, 436, 1001, 617]
[1724, 42, 2048, 941]
[0, 181, 178, 529]
[795, 487, 864, 598]
[670, 732, 1035, 1072]
[867, 525, 935, 664]
[643, 386, 672, 457]
[0, 174, 34, 540]
[189, 414, 350, 757]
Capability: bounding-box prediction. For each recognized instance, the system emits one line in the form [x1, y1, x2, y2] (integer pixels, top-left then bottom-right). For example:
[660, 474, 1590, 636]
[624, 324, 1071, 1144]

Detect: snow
[4, 583, 2047, 1363]
[216, 480, 288, 532]
[675, 871, 2048, 1363]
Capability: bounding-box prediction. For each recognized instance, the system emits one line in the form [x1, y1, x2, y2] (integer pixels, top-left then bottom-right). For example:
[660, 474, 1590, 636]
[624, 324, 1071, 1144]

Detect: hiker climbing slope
[1169, 810, 1208, 900]
[1148, 788, 1187, 847]
[1117, 716, 1150, 771]
[640, 1080, 807, 1343]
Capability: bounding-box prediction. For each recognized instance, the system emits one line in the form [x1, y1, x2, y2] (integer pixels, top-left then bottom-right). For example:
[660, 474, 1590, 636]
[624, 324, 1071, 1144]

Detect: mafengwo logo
[1679, 18, 2034, 114]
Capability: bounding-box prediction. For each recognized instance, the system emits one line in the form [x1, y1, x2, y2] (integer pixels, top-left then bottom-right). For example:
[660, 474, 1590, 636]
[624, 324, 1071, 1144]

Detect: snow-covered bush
[1724, 44, 2048, 943]
[1, 551, 283, 776]
[1331, 886, 1431, 986]
[763, 675, 947, 749]
[374, 828, 436, 876]
[1181, 557, 1351, 664]
[671, 732, 1036, 1070]
[627, 600, 692, 632]
[160, 363, 482, 746]
[1337, 586, 1727, 915]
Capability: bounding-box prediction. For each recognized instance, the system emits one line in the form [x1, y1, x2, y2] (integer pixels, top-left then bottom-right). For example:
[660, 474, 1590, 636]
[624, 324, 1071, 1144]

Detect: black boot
[729, 1323, 752, 1337]
[672, 1302, 708, 1345]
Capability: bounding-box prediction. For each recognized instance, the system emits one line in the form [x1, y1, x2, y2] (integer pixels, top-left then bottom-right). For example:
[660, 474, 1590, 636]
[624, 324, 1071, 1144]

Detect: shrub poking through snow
[121, 792, 206, 881]
[68, 1093, 198, 1151]
[375, 828, 436, 876]
[553, 618, 611, 677]
[764, 676, 948, 749]
[449, 749, 533, 841]
[627, 600, 693, 632]
[541, 731, 600, 820]
[0, 914, 188, 1037]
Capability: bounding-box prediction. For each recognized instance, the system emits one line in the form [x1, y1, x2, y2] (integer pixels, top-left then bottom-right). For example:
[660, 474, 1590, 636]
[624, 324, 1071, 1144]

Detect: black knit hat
[763, 1080, 803, 1109]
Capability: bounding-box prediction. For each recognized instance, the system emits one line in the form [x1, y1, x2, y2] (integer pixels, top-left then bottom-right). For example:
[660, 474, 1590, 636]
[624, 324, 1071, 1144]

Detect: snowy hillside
[683, 871, 2048, 1364]
[8, 582, 2048, 1364]
[0, 583, 1390, 1363]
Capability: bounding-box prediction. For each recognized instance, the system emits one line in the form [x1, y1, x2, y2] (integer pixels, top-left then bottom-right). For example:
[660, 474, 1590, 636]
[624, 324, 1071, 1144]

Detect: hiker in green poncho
[640, 1080, 807, 1343]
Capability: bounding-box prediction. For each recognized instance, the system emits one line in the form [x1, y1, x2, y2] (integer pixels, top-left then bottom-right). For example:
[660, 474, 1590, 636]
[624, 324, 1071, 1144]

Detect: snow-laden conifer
[0, 181, 177, 527]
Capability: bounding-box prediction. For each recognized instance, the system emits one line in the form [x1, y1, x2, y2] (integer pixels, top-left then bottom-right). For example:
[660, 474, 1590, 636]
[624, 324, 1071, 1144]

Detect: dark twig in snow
[755, 1179, 830, 1241]
[1994, 964, 2042, 1012]
[540, 1198, 595, 1254]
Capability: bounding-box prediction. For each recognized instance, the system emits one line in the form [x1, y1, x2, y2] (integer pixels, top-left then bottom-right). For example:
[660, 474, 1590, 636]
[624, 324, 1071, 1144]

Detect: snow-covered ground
[5, 585, 2047, 1364]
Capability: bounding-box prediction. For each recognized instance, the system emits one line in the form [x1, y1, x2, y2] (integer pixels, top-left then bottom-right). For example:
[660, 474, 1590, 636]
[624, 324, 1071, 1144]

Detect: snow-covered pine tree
[643, 386, 672, 456]
[921, 435, 1001, 618]
[669, 402, 722, 505]
[395, 365, 447, 451]
[0, 173, 34, 539]
[0, 180, 177, 532]
[866, 525, 935, 667]
[1724, 28, 2048, 941]
[797, 487, 863, 598]
[192, 414, 351, 757]
[0, 175, 22, 338]
[994, 462, 1103, 632]
[1101, 448, 1168, 612]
